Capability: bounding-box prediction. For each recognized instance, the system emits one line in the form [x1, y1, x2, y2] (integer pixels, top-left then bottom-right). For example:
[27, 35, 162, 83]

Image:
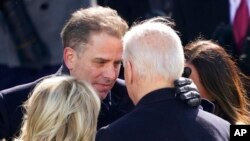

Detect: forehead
[82, 32, 123, 58]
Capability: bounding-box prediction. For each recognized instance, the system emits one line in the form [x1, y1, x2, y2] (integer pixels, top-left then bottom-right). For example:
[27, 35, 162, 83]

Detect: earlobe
[63, 47, 75, 70]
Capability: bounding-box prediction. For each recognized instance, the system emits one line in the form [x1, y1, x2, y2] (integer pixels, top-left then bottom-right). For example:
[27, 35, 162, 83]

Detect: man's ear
[125, 60, 133, 84]
[63, 47, 76, 70]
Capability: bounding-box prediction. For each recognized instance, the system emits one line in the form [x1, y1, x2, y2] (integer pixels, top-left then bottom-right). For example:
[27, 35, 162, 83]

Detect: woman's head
[184, 40, 250, 124]
[19, 76, 100, 141]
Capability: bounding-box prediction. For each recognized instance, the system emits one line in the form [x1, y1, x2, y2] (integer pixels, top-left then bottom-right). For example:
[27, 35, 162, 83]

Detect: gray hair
[123, 17, 184, 81]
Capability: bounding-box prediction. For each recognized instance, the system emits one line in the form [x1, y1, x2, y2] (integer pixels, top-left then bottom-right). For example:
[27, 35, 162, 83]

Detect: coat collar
[136, 88, 176, 107]
[55, 62, 69, 76]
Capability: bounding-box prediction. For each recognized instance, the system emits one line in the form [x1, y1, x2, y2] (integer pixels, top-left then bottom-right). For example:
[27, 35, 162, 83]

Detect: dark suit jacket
[0, 64, 134, 140]
[96, 88, 230, 141]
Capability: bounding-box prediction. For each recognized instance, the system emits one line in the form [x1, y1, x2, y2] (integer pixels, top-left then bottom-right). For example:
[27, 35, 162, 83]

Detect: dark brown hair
[185, 40, 250, 124]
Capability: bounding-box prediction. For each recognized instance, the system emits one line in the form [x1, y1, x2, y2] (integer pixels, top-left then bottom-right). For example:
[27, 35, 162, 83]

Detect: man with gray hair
[96, 17, 230, 141]
[0, 7, 200, 140]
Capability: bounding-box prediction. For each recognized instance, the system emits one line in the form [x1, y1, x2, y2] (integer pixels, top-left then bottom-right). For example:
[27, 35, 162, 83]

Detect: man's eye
[95, 60, 106, 64]
[114, 62, 122, 67]
[116, 61, 122, 65]
[97, 61, 105, 64]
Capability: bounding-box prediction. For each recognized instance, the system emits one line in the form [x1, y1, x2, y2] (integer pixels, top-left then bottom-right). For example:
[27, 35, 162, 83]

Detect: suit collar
[136, 88, 176, 107]
[55, 62, 70, 76]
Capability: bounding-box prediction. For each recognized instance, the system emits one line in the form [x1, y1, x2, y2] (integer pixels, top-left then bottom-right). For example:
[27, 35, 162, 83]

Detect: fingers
[174, 77, 192, 87]
[187, 98, 201, 107]
[177, 91, 201, 107]
[175, 77, 201, 107]
[179, 91, 200, 101]
[176, 85, 196, 94]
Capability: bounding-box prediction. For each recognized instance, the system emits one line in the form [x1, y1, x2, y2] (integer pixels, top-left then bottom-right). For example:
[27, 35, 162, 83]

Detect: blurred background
[0, 0, 249, 90]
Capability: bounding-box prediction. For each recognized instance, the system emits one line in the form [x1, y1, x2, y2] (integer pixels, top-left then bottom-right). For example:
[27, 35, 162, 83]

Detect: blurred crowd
[1, 0, 249, 89]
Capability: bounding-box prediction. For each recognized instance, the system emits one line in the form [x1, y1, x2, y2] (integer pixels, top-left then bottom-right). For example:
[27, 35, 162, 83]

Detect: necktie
[233, 0, 249, 52]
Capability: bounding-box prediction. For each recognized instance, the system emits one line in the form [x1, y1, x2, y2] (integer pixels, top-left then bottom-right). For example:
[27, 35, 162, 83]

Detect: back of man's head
[123, 17, 184, 82]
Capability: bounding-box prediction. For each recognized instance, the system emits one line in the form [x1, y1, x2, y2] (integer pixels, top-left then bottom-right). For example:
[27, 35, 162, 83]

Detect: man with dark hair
[0, 6, 200, 141]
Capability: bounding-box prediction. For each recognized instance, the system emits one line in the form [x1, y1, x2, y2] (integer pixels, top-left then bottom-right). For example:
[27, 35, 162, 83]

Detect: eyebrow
[94, 58, 122, 63]
[115, 59, 123, 64]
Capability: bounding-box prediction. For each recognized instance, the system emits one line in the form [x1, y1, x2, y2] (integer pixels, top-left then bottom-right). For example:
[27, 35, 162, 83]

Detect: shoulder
[98, 106, 139, 134]
[0, 81, 35, 139]
[0, 75, 53, 139]
[96, 107, 154, 141]
[0, 76, 46, 98]
[0, 75, 52, 105]
[198, 109, 230, 126]
[96, 125, 115, 141]
[96, 118, 131, 141]
[0, 82, 35, 103]
[196, 109, 230, 138]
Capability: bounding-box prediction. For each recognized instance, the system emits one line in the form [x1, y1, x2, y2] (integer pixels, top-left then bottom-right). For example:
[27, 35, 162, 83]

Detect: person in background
[0, 6, 200, 140]
[96, 17, 230, 141]
[184, 39, 250, 124]
[15, 76, 100, 141]
[172, 0, 250, 78]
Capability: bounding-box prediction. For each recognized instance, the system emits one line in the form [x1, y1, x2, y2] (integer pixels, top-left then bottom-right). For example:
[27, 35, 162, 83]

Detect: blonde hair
[17, 76, 100, 141]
